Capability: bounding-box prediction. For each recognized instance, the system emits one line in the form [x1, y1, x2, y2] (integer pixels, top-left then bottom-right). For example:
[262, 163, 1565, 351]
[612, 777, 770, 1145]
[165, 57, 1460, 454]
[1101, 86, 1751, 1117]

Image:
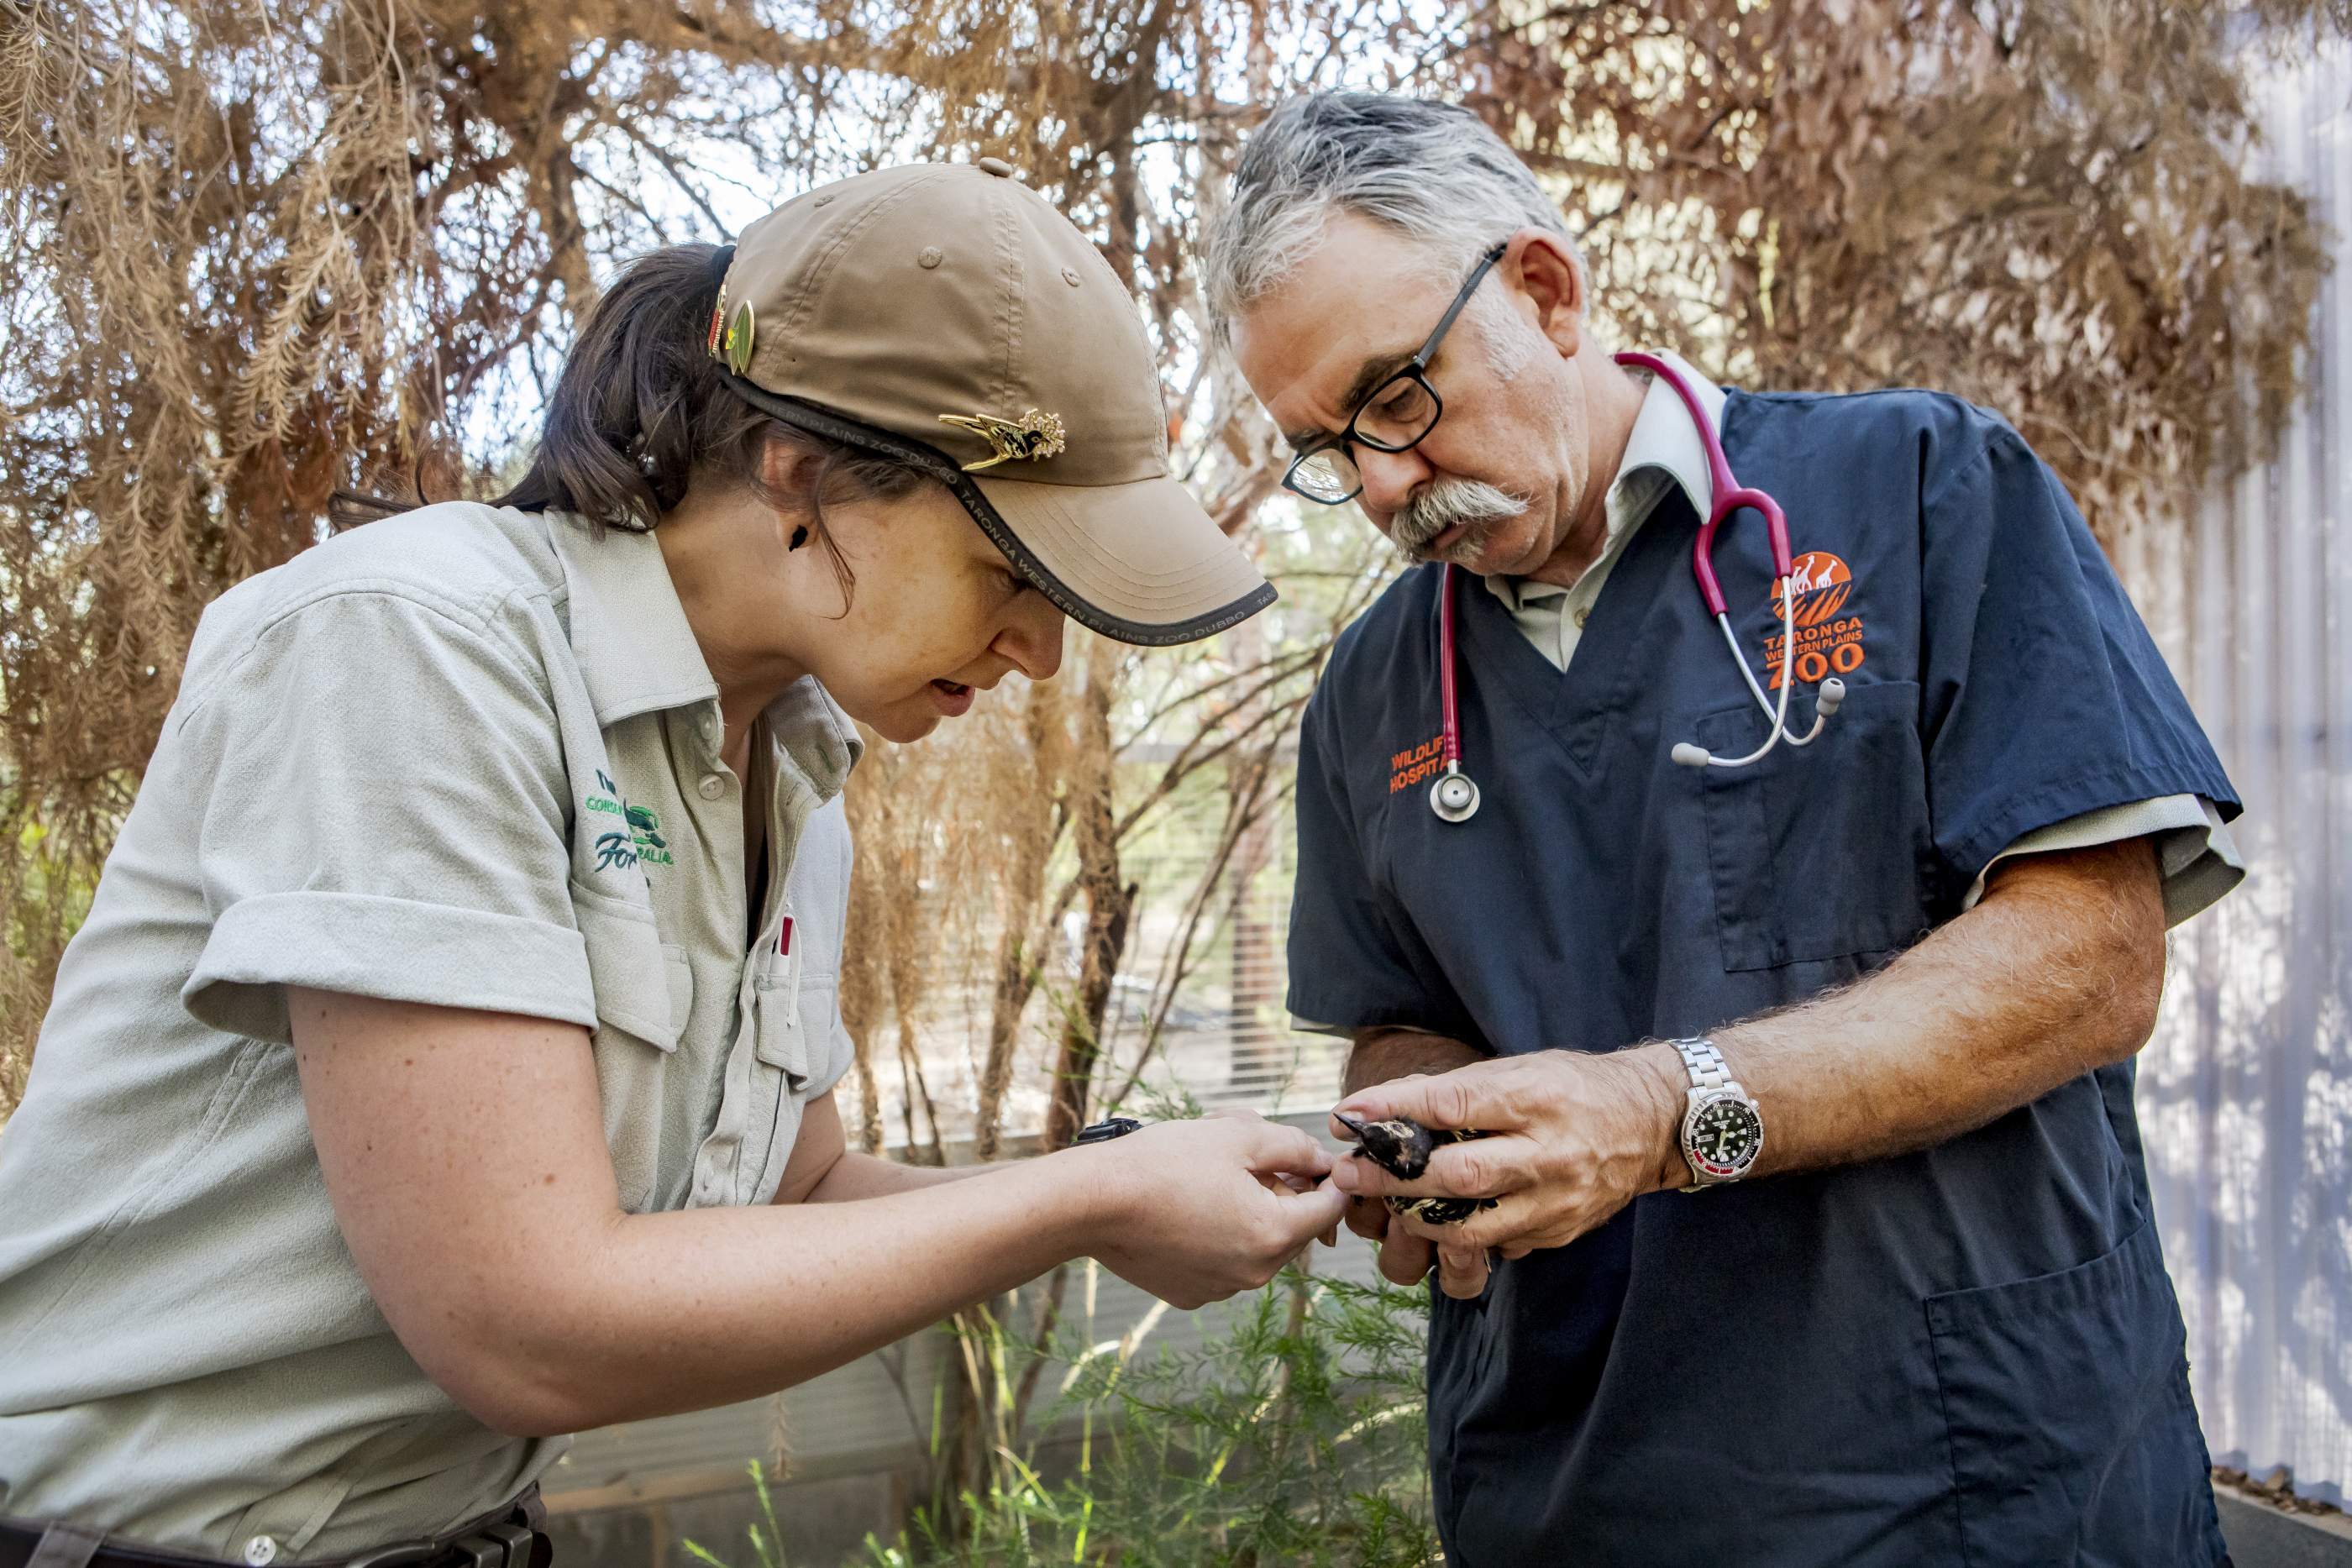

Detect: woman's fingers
[1252, 1179, 1348, 1273]
[1215, 1109, 1335, 1178]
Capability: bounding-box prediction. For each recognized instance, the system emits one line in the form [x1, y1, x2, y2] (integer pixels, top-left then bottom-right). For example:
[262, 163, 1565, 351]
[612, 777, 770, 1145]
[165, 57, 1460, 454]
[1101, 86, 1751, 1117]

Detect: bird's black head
[1335, 1111, 1436, 1181]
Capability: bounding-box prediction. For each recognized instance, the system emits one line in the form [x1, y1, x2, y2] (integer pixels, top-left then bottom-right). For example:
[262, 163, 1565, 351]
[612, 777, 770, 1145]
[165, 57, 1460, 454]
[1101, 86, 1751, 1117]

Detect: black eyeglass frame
[1280, 241, 1510, 506]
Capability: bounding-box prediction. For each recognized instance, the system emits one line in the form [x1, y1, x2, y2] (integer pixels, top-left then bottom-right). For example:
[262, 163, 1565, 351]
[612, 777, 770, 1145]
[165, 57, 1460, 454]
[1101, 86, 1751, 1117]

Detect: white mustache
[1393, 477, 1528, 559]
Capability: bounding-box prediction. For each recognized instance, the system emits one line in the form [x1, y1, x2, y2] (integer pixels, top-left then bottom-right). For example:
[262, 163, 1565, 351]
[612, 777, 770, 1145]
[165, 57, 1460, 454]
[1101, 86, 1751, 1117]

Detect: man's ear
[1505, 229, 1585, 359]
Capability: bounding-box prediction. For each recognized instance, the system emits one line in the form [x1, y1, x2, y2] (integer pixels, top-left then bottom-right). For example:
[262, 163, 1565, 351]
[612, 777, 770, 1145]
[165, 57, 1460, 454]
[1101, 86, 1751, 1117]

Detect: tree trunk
[972, 684, 1059, 1161]
[1041, 638, 1133, 1153]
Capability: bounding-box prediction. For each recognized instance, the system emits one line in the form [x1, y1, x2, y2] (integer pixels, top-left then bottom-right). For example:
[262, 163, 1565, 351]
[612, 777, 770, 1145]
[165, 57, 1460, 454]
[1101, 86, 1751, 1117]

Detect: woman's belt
[0, 1491, 550, 1568]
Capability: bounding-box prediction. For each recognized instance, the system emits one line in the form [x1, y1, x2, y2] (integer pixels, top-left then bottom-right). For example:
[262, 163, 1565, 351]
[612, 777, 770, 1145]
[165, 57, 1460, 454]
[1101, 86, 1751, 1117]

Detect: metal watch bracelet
[1670, 1036, 1763, 1189]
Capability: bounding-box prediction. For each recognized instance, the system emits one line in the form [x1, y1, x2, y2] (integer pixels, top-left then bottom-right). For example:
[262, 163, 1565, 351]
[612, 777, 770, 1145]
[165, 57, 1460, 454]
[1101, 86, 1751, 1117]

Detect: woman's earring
[789, 526, 809, 552]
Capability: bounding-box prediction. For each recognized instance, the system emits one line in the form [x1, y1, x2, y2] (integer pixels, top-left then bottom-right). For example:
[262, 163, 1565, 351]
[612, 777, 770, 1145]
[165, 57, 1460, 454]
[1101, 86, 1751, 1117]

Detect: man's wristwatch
[1670, 1037, 1763, 1188]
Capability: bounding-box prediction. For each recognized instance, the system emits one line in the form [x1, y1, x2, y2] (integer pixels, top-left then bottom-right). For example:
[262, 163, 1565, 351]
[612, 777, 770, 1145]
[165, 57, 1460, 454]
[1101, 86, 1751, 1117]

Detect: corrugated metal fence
[2123, 34, 2352, 1506]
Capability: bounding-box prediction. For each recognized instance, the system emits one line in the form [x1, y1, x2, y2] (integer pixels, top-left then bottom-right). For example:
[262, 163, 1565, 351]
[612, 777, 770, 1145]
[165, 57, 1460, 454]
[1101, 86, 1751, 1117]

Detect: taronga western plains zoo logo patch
[1761, 550, 1866, 690]
[586, 768, 675, 873]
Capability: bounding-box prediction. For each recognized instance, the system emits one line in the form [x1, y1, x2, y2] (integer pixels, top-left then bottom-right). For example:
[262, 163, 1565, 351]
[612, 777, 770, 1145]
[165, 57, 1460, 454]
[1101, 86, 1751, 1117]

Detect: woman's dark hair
[332, 243, 926, 587]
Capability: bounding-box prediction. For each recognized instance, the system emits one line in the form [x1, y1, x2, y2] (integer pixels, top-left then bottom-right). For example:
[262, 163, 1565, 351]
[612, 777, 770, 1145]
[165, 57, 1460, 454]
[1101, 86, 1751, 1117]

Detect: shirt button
[244, 1538, 279, 1566]
[1573, 606, 1591, 628]
[699, 711, 719, 741]
[698, 775, 727, 800]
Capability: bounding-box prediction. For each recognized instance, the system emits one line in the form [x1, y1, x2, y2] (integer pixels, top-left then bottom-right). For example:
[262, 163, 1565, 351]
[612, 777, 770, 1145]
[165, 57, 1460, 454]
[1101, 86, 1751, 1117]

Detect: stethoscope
[1427, 350, 1845, 825]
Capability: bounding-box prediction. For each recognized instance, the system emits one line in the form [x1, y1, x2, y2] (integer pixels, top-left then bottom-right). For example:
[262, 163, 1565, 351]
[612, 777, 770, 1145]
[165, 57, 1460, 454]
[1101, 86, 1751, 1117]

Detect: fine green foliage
[685, 1460, 790, 1568]
[687, 1267, 1441, 1568]
[885, 1265, 1439, 1568]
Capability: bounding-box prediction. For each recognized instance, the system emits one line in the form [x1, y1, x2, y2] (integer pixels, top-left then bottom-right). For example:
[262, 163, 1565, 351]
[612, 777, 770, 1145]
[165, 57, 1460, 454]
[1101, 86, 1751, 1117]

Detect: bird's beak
[1332, 1110, 1368, 1140]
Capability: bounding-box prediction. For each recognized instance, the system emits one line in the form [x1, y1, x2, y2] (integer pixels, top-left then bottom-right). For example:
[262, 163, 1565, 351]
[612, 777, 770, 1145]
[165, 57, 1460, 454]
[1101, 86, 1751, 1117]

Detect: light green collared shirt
[0, 503, 858, 1557]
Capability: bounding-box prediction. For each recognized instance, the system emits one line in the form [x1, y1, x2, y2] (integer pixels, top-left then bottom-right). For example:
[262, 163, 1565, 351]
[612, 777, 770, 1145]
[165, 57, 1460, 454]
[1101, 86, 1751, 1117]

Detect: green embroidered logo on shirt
[587, 768, 675, 872]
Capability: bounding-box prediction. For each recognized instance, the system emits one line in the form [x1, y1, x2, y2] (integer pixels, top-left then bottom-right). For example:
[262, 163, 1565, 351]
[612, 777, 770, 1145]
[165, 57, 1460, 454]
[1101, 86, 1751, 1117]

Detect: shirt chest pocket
[571, 879, 693, 1213]
[710, 800, 853, 1206]
[743, 959, 847, 1204]
[1692, 679, 1937, 971]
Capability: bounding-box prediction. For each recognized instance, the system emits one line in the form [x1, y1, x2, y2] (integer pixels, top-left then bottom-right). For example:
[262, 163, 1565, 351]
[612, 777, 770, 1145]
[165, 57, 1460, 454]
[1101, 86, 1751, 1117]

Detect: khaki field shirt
[0, 503, 857, 1558]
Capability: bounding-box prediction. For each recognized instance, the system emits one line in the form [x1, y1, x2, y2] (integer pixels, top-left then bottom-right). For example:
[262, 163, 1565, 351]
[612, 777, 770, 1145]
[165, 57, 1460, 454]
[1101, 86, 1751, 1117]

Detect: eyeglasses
[1281, 242, 1509, 506]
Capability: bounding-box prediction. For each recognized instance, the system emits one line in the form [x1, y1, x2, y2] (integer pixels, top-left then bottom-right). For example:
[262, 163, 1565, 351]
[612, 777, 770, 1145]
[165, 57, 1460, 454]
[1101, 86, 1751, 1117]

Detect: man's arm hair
[1712, 834, 2167, 1183]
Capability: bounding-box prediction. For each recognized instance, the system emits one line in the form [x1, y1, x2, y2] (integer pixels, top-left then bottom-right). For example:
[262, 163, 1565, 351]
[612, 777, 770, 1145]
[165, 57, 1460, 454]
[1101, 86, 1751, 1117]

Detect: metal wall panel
[2124, 34, 2352, 1507]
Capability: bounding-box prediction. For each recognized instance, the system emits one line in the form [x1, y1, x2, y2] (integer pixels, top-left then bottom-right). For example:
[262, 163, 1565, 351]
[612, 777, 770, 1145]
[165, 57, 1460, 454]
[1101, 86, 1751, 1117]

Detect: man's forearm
[1345, 1026, 1488, 1098]
[1644, 836, 2169, 1188]
[1328, 841, 2172, 1267]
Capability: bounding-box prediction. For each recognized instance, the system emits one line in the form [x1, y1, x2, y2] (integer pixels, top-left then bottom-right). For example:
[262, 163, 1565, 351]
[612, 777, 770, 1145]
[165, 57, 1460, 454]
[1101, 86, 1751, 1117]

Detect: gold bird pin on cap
[938, 408, 1066, 471]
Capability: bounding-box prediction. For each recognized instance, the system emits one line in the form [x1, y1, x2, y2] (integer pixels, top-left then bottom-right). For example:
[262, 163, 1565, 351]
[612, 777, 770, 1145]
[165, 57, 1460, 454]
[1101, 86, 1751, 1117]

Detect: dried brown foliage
[1470, 0, 2335, 519]
[0, 0, 2336, 1141]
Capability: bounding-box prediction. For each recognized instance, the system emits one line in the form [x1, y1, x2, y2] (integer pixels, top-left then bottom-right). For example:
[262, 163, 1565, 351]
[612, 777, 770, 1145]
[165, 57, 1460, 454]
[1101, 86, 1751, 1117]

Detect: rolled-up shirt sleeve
[177, 588, 596, 1044]
[1966, 794, 2244, 927]
[1918, 422, 2239, 900]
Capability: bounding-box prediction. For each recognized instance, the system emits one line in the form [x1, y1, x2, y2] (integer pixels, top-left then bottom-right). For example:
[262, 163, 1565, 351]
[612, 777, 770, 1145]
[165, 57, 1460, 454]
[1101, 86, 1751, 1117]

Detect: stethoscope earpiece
[1671, 679, 1845, 772]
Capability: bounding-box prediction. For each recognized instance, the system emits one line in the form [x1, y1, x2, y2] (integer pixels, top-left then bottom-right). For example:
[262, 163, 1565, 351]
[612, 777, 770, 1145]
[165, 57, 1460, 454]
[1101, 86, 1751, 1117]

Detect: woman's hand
[1079, 1111, 1348, 1309]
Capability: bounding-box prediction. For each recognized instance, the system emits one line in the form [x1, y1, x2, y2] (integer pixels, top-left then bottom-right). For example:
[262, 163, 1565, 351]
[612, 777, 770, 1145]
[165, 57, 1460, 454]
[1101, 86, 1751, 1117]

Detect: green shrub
[686, 1265, 1439, 1568]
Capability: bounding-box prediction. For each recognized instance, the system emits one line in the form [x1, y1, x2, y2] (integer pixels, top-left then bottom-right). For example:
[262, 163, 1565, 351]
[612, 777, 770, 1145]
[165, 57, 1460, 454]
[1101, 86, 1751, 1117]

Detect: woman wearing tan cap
[0, 164, 1339, 1568]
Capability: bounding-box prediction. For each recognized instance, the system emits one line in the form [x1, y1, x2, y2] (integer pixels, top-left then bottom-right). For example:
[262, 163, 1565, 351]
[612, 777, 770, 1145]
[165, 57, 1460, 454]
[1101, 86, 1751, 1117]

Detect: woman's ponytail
[486, 243, 731, 530]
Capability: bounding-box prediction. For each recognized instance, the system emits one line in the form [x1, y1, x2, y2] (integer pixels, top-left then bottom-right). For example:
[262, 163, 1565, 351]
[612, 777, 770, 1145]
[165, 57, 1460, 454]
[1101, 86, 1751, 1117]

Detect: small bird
[1333, 1111, 1497, 1226]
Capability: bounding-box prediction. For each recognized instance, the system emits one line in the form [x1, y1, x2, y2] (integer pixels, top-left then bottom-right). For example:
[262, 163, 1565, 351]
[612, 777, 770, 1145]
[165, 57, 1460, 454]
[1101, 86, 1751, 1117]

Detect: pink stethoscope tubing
[1426, 351, 1843, 824]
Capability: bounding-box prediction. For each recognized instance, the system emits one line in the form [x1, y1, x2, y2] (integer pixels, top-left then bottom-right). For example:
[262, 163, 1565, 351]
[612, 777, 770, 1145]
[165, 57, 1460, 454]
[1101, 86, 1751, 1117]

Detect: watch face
[1686, 1093, 1762, 1178]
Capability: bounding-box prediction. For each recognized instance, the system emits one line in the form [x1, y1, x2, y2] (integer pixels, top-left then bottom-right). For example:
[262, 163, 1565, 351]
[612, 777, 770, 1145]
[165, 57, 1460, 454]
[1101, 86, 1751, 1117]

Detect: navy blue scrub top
[1288, 387, 2240, 1567]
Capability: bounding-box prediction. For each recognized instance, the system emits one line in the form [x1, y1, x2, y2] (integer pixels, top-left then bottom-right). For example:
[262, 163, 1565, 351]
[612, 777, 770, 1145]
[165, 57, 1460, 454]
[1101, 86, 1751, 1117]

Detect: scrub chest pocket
[1694, 679, 1935, 971]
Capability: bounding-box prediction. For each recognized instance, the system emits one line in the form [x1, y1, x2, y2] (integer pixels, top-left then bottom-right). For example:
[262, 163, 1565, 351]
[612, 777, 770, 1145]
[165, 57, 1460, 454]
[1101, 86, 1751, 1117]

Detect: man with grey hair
[1210, 92, 2245, 1565]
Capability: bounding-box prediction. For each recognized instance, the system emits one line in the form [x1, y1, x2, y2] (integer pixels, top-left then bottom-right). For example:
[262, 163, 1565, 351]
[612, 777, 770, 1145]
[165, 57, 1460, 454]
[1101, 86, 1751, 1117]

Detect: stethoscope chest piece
[1430, 767, 1481, 824]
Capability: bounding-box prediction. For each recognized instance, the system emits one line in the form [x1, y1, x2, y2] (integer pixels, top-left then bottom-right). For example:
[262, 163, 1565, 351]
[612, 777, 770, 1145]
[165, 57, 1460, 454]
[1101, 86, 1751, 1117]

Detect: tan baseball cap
[706, 160, 1274, 646]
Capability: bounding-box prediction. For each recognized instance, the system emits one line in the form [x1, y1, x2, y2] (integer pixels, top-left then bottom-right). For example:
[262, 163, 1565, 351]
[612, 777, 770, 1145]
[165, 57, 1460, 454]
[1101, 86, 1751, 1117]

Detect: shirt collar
[762, 678, 864, 802]
[1615, 345, 1725, 519]
[544, 514, 720, 726]
[542, 512, 864, 800]
[1483, 347, 1726, 612]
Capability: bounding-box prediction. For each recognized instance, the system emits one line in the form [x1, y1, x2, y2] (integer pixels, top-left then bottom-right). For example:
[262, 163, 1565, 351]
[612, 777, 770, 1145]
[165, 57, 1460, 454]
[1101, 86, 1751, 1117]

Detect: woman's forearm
[769, 1095, 991, 1205]
[807, 1147, 993, 1201]
[483, 1145, 1122, 1434]
[295, 993, 1341, 1440]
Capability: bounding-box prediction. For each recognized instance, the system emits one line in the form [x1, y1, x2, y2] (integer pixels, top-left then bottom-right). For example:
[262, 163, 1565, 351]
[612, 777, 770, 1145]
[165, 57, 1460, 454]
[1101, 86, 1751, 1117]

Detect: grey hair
[1202, 92, 1582, 348]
